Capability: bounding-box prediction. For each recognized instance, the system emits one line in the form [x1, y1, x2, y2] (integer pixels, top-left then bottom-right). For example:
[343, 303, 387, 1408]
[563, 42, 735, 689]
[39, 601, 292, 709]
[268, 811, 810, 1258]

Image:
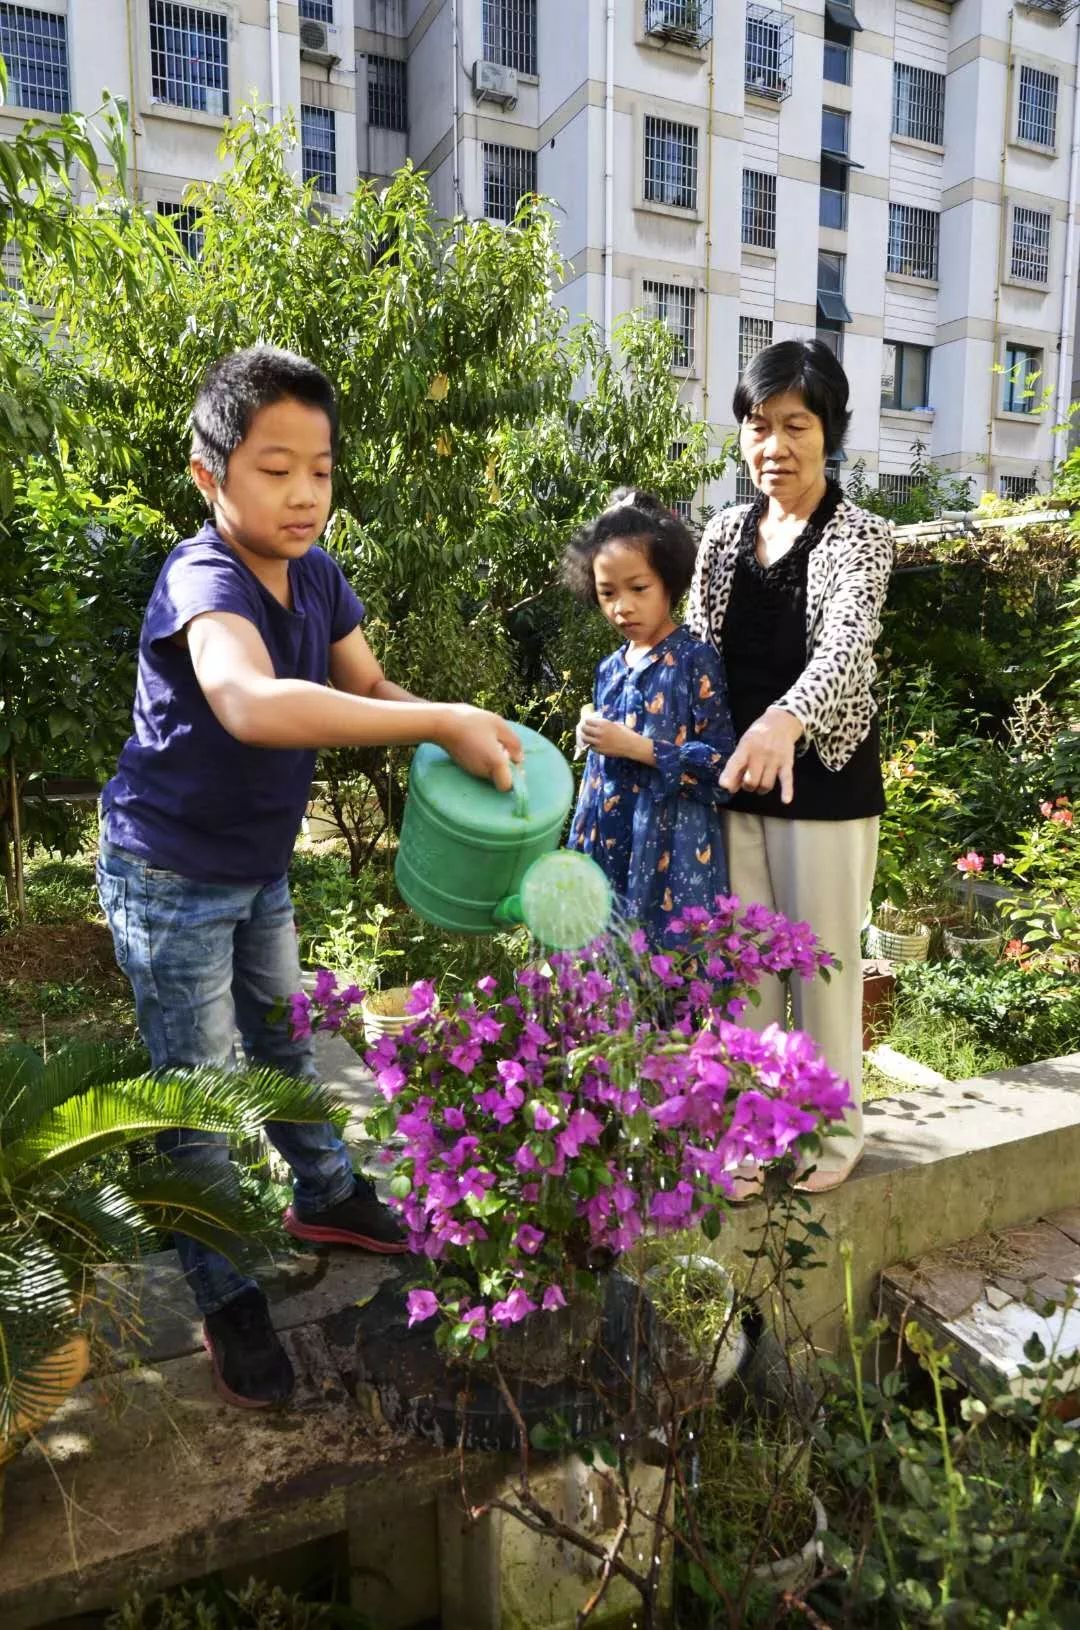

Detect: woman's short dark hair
[191, 345, 339, 482]
[562, 488, 697, 606]
[733, 339, 851, 456]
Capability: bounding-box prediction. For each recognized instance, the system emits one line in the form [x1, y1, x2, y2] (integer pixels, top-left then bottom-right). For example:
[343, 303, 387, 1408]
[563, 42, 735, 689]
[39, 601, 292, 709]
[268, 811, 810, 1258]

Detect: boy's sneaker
[203, 1287, 295, 1409]
[282, 1175, 409, 1254]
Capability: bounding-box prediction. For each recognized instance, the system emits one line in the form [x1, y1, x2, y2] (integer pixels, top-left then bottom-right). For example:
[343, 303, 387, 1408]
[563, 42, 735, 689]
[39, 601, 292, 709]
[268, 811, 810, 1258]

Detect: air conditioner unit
[299, 19, 340, 67]
[472, 59, 518, 107]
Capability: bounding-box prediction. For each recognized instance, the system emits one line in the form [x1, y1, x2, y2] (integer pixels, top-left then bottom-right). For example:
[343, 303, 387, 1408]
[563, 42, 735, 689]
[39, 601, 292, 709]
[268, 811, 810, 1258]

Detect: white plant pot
[361, 985, 436, 1043]
[866, 921, 931, 964]
[750, 1493, 828, 1596]
[645, 1254, 748, 1395]
[944, 927, 1002, 961]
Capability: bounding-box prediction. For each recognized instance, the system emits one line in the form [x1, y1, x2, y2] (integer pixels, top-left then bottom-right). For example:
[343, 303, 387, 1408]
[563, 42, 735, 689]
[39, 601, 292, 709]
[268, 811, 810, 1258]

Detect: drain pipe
[269, 0, 282, 122]
[451, 0, 461, 215]
[123, 0, 140, 193]
[985, 8, 1014, 484]
[1053, 10, 1080, 470]
[603, 0, 614, 340]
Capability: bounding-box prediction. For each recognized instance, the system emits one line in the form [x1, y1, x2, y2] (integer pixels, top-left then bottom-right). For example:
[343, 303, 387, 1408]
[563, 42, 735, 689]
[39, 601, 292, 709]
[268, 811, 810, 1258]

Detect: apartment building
[3, 0, 1079, 508]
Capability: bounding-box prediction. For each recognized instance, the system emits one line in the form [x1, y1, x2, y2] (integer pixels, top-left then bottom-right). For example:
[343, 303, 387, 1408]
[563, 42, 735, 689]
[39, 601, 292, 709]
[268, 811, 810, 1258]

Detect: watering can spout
[498, 850, 613, 951]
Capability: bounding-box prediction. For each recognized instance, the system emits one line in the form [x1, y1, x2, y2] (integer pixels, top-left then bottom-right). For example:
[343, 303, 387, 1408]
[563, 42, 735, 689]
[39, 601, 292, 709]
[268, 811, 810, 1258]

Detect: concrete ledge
[712, 1054, 1080, 1358]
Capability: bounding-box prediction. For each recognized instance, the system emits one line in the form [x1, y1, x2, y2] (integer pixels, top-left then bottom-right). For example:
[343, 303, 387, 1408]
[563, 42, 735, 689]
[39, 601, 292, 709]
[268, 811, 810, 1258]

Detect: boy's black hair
[733, 338, 851, 457]
[562, 487, 697, 606]
[190, 345, 340, 482]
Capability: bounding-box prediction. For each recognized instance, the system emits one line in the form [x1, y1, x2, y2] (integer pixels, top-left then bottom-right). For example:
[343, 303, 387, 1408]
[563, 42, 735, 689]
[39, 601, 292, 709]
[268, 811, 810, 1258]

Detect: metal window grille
[745, 5, 794, 101]
[644, 0, 714, 48]
[1000, 474, 1038, 500]
[1017, 65, 1058, 148]
[823, 40, 850, 84]
[741, 169, 776, 247]
[643, 116, 698, 210]
[879, 472, 918, 503]
[887, 202, 938, 280]
[893, 63, 945, 145]
[739, 315, 772, 372]
[735, 464, 755, 504]
[483, 143, 537, 222]
[1, 238, 21, 291]
[819, 187, 847, 229]
[301, 105, 337, 194]
[156, 200, 203, 257]
[1010, 205, 1051, 284]
[149, 3, 229, 116]
[1002, 344, 1041, 414]
[669, 440, 695, 519]
[0, 5, 69, 113]
[482, 0, 536, 75]
[299, 0, 333, 19]
[642, 279, 696, 370]
[368, 56, 407, 131]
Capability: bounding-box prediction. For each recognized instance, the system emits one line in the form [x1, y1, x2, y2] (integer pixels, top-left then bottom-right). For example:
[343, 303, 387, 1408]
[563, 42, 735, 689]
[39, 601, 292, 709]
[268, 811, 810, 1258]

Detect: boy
[98, 346, 522, 1409]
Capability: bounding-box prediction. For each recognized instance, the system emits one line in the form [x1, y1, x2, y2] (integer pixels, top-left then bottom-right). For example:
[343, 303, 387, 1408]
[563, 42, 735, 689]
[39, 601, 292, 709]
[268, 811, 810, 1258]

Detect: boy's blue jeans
[96, 840, 355, 1315]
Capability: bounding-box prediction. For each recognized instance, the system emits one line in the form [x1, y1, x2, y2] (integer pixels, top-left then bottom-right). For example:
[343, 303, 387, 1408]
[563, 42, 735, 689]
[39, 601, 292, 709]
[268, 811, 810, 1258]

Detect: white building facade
[3, 0, 1080, 507]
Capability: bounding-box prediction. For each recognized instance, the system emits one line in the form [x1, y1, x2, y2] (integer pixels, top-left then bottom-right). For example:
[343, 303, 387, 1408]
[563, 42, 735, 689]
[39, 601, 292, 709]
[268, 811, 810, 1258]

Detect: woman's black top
[720, 483, 885, 822]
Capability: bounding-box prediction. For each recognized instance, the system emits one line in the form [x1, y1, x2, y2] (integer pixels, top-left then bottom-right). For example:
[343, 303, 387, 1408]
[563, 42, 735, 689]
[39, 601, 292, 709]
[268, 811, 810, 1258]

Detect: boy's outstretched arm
[186, 611, 522, 790]
[327, 625, 419, 705]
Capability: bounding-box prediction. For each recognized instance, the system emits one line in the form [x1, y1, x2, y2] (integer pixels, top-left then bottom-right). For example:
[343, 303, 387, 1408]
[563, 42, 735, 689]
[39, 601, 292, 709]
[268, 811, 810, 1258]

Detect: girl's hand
[719, 706, 803, 803]
[580, 714, 655, 764]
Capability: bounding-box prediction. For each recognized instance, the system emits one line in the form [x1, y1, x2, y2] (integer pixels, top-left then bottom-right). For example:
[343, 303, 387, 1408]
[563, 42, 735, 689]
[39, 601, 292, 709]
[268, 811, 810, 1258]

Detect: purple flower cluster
[288, 967, 365, 1041]
[337, 896, 847, 1352]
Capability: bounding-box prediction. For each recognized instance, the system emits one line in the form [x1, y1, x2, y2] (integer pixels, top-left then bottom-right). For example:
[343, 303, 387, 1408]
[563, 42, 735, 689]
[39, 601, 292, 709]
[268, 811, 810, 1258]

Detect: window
[887, 203, 939, 280]
[823, 13, 851, 85]
[821, 107, 849, 157]
[1000, 474, 1038, 500]
[368, 56, 407, 131]
[643, 115, 699, 211]
[1001, 343, 1042, 414]
[817, 325, 844, 361]
[644, 0, 714, 49]
[0, 5, 69, 112]
[741, 169, 776, 248]
[745, 5, 794, 101]
[642, 279, 696, 370]
[483, 143, 536, 222]
[879, 472, 919, 504]
[739, 315, 772, 373]
[881, 341, 931, 410]
[817, 249, 852, 323]
[156, 200, 203, 257]
[149, 3, 229, 116]
[820, 185, 847, 229]
[735, 463, 756, 504]
[301, 106, 336, 194]
[299, 0, 333, 19]
[482, 0, 536, 76]
[893, 63, 945, 145]
[1010, 205, 1051, 284]
[1, 238, 21, 292]
[1017, 65, 1058, 148]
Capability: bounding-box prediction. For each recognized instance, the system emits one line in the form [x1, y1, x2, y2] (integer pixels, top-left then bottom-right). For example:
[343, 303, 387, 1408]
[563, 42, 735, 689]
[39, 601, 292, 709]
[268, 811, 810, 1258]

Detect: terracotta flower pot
[861, 958, 896, 1050]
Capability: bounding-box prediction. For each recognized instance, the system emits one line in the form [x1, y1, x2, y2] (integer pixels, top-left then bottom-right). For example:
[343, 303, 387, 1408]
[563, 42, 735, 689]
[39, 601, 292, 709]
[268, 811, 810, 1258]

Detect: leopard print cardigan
[686, 497, 894, 773]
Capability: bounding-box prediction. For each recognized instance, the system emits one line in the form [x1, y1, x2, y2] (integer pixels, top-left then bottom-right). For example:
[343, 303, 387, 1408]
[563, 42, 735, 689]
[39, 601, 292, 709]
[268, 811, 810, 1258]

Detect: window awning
[820, 147, 864, 169]
[817, 291, 853, 323]
[825, 0, 863, 30]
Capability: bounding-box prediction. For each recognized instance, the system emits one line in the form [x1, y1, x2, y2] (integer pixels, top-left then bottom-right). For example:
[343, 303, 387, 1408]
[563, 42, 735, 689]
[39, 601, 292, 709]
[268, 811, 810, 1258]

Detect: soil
[0, 920, 120, 985]
[0, 921, 132, 1043]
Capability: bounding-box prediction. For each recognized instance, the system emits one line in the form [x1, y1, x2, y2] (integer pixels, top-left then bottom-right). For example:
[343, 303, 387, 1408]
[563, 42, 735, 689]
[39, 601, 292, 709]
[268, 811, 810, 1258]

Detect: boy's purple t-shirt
[102, 524, 365, 883]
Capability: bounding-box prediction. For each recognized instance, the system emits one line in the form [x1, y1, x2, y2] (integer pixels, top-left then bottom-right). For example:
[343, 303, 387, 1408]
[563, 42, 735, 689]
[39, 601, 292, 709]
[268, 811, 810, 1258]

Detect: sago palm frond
[29, 1183, 158, 1278]
[0, 1062, 345, 1188]
[0, 1236, 80, 1442]
[120, 1159, 286, 1267]
[0, 1041, 147, 1146]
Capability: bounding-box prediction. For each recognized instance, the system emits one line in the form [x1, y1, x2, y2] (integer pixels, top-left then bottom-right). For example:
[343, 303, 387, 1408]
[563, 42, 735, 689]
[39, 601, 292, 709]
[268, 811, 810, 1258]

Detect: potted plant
[945, 850, 1006, 959]
[642, 1251, 748, 1405]
[0, 1039, 344, 1530]
[865, 901, 931, 964]
[292, 899, 850, 1365]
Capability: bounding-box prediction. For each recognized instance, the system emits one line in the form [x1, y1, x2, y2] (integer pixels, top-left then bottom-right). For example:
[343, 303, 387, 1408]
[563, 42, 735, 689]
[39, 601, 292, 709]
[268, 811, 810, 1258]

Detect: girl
[564, 489, 735, 948]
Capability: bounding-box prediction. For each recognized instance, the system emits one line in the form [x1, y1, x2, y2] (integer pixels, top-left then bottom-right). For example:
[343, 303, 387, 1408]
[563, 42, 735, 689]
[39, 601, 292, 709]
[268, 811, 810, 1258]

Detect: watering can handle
[510, 760, 529, 819]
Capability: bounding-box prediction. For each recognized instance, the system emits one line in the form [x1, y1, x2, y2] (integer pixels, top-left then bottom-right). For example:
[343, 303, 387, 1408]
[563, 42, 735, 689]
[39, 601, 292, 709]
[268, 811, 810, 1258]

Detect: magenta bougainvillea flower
[286, 896, 847, 1353]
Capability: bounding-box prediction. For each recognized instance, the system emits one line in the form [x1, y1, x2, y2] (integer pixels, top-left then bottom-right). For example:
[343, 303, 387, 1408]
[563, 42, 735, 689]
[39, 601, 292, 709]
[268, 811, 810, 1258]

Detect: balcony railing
[644, 0, 714, 47]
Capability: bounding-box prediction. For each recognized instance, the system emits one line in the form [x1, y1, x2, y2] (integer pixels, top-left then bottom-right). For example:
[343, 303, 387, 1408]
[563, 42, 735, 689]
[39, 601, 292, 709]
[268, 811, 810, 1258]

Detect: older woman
[687, 339, 893, 1191]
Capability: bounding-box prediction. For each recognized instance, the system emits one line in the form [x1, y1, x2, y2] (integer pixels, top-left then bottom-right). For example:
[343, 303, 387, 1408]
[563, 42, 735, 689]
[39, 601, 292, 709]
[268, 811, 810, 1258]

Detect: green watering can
[395, 723, 613, 950]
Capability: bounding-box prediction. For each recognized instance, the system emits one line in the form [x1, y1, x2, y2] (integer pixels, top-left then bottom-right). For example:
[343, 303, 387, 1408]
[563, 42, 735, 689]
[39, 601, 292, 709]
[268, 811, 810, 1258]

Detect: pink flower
[541, 1285, 567, 1311]
[956, 851, 984, 874]
[556, 1108, 604, 1158]
[491, 1288, 537, 1326]
[1040, 800, 1054, 818]
[405, 980, 438, 1017]
[460, 1305, 488, 1341]
[992, 852, 1006, 868]
[514, 1223, 545, 1254]
[406, 1289, 439, 1326]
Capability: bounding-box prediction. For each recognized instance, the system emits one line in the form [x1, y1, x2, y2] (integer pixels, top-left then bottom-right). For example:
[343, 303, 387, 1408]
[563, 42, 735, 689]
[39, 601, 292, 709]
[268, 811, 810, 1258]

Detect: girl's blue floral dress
[568, 626, 735, 948]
